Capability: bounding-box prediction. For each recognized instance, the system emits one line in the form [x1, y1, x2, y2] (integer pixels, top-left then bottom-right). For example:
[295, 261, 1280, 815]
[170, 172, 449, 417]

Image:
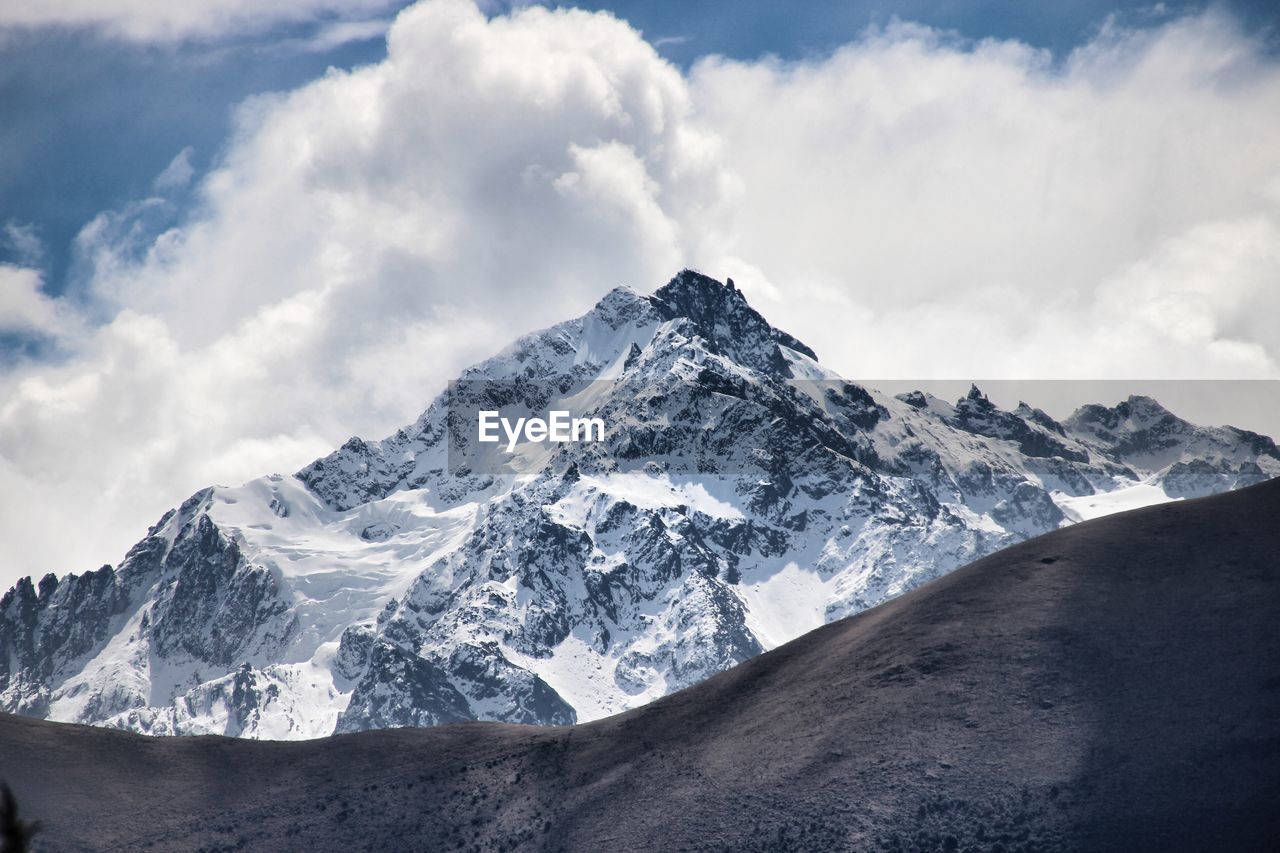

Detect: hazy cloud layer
[2, 0, 1280, 584]
[0, 0, 399, 42]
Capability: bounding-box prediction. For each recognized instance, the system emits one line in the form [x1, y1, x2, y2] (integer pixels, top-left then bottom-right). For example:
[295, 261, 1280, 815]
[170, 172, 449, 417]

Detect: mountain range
[2, 270, 1277, 738]
[3, 476, 1277, 851]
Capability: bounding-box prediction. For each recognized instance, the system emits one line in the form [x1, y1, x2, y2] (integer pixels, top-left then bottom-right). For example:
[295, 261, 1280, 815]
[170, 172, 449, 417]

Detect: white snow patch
[737, 562, 833, 650]
[1054, 480, 1176, 522]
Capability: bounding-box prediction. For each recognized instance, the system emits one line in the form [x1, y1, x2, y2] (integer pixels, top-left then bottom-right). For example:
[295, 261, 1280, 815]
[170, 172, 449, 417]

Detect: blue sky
[0, 27, 388, 298]
[3, 0, 1276, 298]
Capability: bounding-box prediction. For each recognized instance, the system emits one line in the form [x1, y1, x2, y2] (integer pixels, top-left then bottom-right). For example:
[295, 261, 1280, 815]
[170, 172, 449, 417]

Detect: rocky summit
[3, 270, 1278, 738]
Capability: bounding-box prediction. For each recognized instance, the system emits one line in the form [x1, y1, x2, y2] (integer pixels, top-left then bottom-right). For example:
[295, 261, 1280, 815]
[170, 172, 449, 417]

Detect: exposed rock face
[3, 270, 1277, 738]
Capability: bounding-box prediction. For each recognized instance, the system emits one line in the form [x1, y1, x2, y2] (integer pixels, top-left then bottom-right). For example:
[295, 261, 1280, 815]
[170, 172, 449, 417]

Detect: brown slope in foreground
[3, 479, 1279, 852]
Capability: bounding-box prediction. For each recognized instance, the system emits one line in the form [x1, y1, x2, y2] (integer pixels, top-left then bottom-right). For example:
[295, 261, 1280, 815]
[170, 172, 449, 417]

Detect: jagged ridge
[3, 270, 1277, 738]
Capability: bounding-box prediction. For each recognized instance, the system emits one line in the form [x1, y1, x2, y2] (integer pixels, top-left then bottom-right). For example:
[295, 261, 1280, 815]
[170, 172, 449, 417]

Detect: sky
[1, 0, 1279, 585]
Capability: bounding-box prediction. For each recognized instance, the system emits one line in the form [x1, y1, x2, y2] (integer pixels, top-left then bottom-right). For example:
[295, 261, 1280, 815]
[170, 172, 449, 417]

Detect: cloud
[1, 222, 44, 267]
[152, 147, 197, 193]
[0, 0, 401, 42]
[0, 265, 81, 341]
[2, 0, 1280, 586]
[272, 17, 393, 53]
[689, 13, 1280, 378]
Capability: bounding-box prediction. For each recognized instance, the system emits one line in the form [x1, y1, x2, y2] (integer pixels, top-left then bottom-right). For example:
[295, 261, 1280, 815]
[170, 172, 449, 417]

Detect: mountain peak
[1122, 395, 1172, 417]
[1069, 394, 1178, 430]
[649, 269, 818, 368]
[9, 267, 1279, 744]
[954, 383, 997, 416]
[652, 269, 742, 311]
[584, 284, 656, 331]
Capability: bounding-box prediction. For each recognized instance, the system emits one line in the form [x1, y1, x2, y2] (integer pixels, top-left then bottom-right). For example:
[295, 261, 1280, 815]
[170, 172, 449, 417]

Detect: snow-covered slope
[3, 271, 1278, 738]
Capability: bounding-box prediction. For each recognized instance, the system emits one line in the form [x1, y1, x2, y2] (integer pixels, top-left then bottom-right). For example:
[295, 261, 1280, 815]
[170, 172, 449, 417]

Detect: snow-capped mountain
[3, 271, 1277, 738]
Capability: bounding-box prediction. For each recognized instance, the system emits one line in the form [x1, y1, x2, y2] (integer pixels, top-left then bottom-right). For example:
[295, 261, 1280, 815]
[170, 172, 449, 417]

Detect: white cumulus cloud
[690, 13, 1280, 378]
